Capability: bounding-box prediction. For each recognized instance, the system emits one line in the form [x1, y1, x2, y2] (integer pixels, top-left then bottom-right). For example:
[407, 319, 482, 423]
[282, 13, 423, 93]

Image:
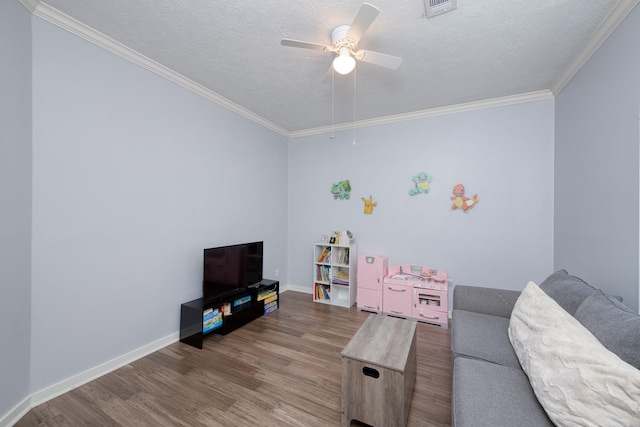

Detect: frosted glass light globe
[333, 48, 356, 75]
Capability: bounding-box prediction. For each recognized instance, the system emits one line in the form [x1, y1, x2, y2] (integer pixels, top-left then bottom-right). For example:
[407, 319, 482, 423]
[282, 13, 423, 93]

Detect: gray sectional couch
[450, 270, 640, 426]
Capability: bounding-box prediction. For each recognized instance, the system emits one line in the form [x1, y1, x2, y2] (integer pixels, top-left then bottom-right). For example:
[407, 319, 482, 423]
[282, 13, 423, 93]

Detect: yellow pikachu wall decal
[362, 195, 377, 214]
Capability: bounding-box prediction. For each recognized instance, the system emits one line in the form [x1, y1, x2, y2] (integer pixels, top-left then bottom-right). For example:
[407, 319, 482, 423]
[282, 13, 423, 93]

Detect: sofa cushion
[451, 309, 521, 369]
[575, 290, 640, 370]
[452, 357, 553, 427]
[452, 285, 521, 318]
[538, 269, 595, 315]
[508, 281, 640, 427]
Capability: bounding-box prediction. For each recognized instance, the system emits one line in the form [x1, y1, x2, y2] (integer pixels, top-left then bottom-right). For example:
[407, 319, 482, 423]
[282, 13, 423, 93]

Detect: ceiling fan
[280, 3, 402, 76]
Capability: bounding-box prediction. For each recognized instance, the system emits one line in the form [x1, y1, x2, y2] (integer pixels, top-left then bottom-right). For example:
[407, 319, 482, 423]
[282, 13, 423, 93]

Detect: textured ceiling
[26, 0, 638, 135]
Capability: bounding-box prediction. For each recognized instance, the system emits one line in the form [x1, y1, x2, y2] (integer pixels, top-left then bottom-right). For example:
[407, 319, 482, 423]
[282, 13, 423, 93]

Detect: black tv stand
[179, 279, 279, 349]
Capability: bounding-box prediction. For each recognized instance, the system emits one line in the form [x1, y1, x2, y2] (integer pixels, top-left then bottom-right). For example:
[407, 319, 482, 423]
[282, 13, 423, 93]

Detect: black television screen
[203, 241, 263, 302]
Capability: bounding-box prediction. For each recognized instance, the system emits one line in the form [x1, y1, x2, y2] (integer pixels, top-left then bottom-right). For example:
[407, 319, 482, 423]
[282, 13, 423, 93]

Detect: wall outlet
[275, 268, 279, 278]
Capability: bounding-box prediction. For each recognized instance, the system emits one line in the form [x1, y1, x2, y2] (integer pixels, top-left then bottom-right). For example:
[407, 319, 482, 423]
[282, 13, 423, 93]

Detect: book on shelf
[233, 295, 251, 307]
[258, 291, 277, 301]
[337, 248, 350, 264]
[263, 295, 278, 305]
[316, 265, 330, 282]
[315, 284, 330, 300]
[316, 247, 331, 263]
[264, 303, 278, 315]
[222, 303, 232, 316]
[332, 271, 350, 286]
[203, 307, 222, 333]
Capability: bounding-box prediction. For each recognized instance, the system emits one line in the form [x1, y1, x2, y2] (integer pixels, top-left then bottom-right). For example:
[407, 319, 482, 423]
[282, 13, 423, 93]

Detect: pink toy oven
[383, 264, 449, 327]
[357, 255, 388, 313]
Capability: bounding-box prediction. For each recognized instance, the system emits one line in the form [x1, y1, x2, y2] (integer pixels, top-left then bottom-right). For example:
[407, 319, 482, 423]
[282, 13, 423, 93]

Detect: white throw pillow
[508, 281, 640, 427]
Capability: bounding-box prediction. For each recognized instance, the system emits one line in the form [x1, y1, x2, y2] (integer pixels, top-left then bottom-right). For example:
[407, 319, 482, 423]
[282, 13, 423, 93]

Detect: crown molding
[19, 0, 631, 140]
[18, 0, 289, 138]
[18, 0, 38, 13]
[288, 90, 554, 139]
[551, 0, 640, 95]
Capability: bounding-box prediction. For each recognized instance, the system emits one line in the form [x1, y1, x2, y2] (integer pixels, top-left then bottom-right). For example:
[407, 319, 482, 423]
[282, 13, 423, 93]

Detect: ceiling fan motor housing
[331, 25, 356, 49]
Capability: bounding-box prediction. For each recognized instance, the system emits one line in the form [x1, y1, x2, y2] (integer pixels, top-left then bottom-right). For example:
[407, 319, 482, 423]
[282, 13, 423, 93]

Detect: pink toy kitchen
[358, 256, 449, 327]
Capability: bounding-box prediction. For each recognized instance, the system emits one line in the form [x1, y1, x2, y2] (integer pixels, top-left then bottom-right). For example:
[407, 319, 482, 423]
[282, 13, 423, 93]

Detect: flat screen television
[203, 241, 263, 302]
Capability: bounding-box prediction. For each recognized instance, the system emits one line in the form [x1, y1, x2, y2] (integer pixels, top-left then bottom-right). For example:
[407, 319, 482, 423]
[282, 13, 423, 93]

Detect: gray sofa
[450, 270, 640, 426]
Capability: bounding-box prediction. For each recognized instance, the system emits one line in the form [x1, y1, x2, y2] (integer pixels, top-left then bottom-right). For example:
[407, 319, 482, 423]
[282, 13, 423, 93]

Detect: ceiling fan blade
[281, 38, 329, 51]
[356, 50, 403, 69]
[346, 3, 380, 44]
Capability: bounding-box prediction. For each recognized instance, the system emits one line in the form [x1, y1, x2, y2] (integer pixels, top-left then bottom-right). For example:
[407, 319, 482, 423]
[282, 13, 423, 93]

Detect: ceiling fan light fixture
[333, 47, 356, 75]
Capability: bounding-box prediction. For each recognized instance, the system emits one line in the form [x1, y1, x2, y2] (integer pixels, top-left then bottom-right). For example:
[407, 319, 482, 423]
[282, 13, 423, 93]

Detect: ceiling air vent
[425, 0, 457, 18]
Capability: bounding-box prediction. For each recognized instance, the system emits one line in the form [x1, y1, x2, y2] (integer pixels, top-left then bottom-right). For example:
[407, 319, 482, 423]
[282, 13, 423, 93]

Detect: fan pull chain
[353, 64, 357, 146]
[330, 67, 335, 140]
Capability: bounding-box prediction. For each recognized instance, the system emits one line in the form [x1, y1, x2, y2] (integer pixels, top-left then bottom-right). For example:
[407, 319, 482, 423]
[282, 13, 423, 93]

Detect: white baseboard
[1, 332, 178, 427]
[3, 287, 312, 426]
[0, 397, 31, 427]
[280, 284, 312, 294]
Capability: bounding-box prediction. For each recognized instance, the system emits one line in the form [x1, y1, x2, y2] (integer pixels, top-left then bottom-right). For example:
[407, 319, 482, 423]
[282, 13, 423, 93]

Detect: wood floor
[17, 291, 452, 427]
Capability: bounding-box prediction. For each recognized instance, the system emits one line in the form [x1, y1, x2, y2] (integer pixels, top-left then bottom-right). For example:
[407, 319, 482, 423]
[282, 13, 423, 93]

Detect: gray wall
[555, 4, 640, 311]
[0, 0, 32, 418]
[288, 99, 555, 293]
[29, 18, 288, 392]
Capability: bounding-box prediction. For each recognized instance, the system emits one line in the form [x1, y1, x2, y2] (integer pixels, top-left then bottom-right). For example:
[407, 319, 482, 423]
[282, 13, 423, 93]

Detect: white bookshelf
[313, 243, 357, 308]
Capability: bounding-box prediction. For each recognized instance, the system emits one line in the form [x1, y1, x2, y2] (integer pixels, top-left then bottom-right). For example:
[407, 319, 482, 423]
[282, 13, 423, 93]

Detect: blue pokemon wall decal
[331, 180, 351, 200]
[409, 172, 433, 196]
